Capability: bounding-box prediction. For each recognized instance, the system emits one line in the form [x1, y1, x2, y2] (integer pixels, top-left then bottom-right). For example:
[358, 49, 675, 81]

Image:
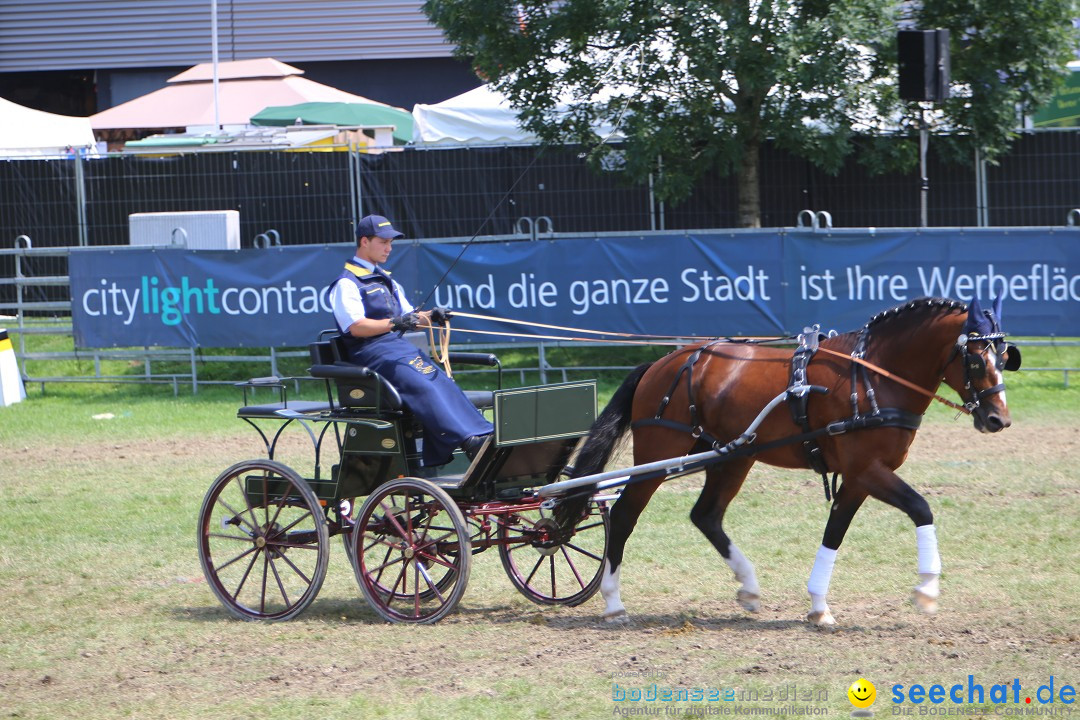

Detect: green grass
[1, 328, 1077, 719]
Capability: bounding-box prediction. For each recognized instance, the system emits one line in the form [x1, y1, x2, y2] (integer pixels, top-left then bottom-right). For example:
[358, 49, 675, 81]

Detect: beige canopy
[91, 57, 395, 131]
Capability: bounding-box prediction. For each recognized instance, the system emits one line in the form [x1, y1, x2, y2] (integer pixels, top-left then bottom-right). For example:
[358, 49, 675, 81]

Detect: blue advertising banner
[69, 229, 1080, 348]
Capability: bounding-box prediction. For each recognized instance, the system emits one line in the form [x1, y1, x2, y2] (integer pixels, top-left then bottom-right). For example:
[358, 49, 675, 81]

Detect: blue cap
[356, 214, 403, 239]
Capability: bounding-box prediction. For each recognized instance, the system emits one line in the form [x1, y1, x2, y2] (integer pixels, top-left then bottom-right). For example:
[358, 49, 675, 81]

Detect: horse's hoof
[737, 590, 761, 612]
[806, 609, 836, 627]
[603, 609, 630, 625]
[912, 590, 938, 614]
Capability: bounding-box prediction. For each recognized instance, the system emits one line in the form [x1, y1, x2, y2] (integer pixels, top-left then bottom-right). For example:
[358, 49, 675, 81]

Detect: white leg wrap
[807, 545, 837, 613]
[600, 559, 626, 618]
[915, 524, 941, 575]
[725, 544, 760, 595]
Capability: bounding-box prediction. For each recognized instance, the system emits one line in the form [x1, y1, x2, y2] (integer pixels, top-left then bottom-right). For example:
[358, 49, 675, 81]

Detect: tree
[424, 0, 1079, 228]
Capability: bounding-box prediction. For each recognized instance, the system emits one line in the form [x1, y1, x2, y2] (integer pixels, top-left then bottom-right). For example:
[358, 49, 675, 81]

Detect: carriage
[199, 297, 1021, 627]
[197, 331, 610, 624]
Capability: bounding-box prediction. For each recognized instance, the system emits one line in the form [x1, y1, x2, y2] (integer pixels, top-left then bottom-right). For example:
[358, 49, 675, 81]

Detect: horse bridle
[817, 327, 1022, 416]
[947, 332, 1022, 413]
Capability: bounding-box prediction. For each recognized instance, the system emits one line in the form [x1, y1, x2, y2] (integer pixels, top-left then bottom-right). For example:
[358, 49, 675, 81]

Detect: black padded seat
[238, 400, 333, 418]
[465, 390, 494, 409]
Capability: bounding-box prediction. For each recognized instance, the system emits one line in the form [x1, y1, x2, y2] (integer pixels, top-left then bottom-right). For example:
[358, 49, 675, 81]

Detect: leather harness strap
[816, 344, 971, 415]
[630, 329, 926, 502]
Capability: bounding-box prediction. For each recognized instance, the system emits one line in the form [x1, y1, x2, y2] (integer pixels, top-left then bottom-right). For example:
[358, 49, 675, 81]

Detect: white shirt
[330, 257, 414, 332]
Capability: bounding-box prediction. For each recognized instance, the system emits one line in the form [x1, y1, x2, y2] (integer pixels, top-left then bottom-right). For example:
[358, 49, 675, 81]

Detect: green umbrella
[250, 101, 414, 144]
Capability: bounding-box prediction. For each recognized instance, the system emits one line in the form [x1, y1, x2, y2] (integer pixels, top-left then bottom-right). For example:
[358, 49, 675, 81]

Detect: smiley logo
[847, 678, 876, 709]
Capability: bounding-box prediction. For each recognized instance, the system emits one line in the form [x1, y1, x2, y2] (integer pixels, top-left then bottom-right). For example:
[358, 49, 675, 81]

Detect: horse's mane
[824, 297, 967, 354]
[863, 297, 967, 331]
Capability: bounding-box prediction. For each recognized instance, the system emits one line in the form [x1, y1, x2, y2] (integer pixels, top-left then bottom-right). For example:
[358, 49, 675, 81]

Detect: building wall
[0, 0, 453, 71]
[0, 0, 478, 114]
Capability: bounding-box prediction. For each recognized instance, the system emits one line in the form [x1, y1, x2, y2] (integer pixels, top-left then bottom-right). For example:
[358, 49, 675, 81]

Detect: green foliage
[423, 0, 1080, 225]
[917, 0, 1079, 163]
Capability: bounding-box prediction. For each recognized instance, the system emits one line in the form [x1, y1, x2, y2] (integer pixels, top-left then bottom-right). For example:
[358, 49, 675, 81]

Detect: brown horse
[560, 297, 1021, 625]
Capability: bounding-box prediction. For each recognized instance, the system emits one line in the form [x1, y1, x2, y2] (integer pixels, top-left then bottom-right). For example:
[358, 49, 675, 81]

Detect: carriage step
[430, 474, 467, 490]
[237, 400, 333, 418]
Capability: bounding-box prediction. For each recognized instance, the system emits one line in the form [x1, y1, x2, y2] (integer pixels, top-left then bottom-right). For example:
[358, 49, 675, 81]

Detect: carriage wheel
[197, 459, 329, 622]
[342, 495, 458, 602]
[351, 478, 471, 624]
[498, 499, 609, 606]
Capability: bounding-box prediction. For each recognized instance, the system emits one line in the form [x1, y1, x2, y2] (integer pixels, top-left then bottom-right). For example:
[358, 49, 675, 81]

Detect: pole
[211, 0, 221, 131]
[919, 107, 928, 228]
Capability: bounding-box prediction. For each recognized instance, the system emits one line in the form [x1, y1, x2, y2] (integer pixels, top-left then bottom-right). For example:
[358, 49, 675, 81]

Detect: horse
[557, 296, 1021, 626]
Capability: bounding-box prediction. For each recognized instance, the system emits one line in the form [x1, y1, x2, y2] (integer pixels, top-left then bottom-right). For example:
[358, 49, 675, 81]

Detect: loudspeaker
[898, 29, 951, 102]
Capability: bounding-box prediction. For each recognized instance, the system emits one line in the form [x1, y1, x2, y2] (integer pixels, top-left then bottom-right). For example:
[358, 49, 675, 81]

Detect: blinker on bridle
[952, 331, 1022, 413]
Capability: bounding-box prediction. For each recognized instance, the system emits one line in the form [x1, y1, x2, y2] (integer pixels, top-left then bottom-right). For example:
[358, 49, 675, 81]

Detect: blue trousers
[348, 334, 493, 466]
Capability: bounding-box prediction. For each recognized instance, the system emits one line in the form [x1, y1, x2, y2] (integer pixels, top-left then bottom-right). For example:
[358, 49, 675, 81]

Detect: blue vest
[331, 261, 402, 354]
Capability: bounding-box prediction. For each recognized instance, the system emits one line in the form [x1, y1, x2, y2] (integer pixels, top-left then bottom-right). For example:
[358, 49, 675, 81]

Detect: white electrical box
[129, 210, 241, 249]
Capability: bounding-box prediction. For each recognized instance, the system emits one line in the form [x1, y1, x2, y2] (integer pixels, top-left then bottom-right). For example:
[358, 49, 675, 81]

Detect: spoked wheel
[498, 499, 609, 606]
[197, 459, 329, 621]
[351, 478, 471, 624]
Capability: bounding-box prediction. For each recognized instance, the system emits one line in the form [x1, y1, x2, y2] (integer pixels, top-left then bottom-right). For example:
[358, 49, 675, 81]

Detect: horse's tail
[554, 362, 653, 533]
[572, 361, 653, 479]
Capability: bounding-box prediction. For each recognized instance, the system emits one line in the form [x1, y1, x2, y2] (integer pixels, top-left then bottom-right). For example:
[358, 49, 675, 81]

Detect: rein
[815, 346, 972, 415]
[435, 310, 975, 416]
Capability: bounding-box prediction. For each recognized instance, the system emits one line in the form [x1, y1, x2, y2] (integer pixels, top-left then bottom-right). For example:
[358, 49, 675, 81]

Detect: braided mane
[864, 297, 967, 330]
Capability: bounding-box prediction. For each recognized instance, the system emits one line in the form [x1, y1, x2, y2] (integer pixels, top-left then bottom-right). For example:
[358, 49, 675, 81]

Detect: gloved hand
[430, 307, 453, 326]
[389, 312, 420, 332]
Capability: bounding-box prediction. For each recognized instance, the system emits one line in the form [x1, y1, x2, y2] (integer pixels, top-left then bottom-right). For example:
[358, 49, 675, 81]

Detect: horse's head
[943, 296, 1021, 433]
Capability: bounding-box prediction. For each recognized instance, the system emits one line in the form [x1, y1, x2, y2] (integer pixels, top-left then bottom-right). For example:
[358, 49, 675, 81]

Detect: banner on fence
[69, 229, 1080, 348]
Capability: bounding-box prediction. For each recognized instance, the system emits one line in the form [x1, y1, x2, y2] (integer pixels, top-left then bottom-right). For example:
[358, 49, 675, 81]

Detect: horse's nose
[983, 413, 1010, 432]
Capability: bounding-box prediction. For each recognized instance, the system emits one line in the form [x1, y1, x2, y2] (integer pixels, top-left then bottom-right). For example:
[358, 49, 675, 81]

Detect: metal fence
[2, 132, 1079, 390]
[1, 241, 1075, 393]
[4, 129, 1080, 254]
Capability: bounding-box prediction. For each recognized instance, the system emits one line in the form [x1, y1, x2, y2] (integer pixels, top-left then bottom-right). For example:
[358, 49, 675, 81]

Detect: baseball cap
[356, 214, 404, 239]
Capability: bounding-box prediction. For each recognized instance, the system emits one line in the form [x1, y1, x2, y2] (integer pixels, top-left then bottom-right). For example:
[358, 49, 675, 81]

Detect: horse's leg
[855, 462, 941, 614]
[805, 481, 868, 627]
[600, 477, 664, 624]
[689, 459, 760, 612]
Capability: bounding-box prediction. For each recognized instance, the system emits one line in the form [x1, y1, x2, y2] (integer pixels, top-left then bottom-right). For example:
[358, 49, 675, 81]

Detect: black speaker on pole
[898, 29, 950, 102]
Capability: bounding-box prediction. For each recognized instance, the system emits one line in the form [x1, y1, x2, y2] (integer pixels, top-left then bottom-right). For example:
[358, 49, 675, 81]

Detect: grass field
[1, 341, 1077, 719]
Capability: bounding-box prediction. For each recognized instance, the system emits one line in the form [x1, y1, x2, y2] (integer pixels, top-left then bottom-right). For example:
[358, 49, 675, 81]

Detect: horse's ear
[964, 297, 983, 333]
[992, 295, 1004, 324]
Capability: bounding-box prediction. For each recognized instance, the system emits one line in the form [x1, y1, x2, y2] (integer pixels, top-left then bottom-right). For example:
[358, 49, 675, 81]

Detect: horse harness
[632, 329, 925, 502]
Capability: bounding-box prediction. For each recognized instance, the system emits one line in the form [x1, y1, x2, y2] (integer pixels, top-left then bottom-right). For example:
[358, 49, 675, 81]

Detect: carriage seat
[308, 333, 496, 411]
[308, 362, 405, 410]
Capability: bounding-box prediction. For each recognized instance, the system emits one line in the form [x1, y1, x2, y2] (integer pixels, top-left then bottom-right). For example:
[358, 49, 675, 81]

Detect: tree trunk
[736, 133, 761, 228]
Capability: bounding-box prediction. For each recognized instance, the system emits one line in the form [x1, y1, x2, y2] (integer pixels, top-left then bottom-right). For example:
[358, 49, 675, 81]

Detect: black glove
[389, 312, 420, 332]
[430, 307, 453, 326]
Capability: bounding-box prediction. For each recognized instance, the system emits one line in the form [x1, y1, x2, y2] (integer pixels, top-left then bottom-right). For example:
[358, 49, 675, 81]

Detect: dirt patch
[3, 419, 1077, 718]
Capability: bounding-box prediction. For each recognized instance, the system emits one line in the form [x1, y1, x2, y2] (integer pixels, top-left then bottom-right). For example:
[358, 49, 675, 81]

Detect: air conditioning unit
[129, 210, 241, 249]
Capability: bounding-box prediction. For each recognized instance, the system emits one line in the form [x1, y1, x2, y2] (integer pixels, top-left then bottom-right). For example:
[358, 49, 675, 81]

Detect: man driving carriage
[328, 214, 493, 466]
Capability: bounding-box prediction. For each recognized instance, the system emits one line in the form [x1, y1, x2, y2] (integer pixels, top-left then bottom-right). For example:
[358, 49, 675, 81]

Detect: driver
[328, 214, 493, 465]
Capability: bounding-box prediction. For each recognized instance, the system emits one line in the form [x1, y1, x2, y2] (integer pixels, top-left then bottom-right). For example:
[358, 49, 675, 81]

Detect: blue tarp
[69, 229, 1080, 348]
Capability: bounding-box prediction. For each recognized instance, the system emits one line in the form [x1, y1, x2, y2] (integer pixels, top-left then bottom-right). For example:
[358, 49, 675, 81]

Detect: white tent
[0, 97, 97, 157]
[412, 85, 537, 145]
[412, 84, 623, 145]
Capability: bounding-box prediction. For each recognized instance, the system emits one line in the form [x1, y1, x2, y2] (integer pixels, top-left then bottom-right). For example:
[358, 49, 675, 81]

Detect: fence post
[190, 348, 198, 395]
[350, 144, 364, 228]
[974, 148, 989, 227]
[74, 151, 89, 247]
[13, 235, 31, 353]
[538, 341, 547, 384]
